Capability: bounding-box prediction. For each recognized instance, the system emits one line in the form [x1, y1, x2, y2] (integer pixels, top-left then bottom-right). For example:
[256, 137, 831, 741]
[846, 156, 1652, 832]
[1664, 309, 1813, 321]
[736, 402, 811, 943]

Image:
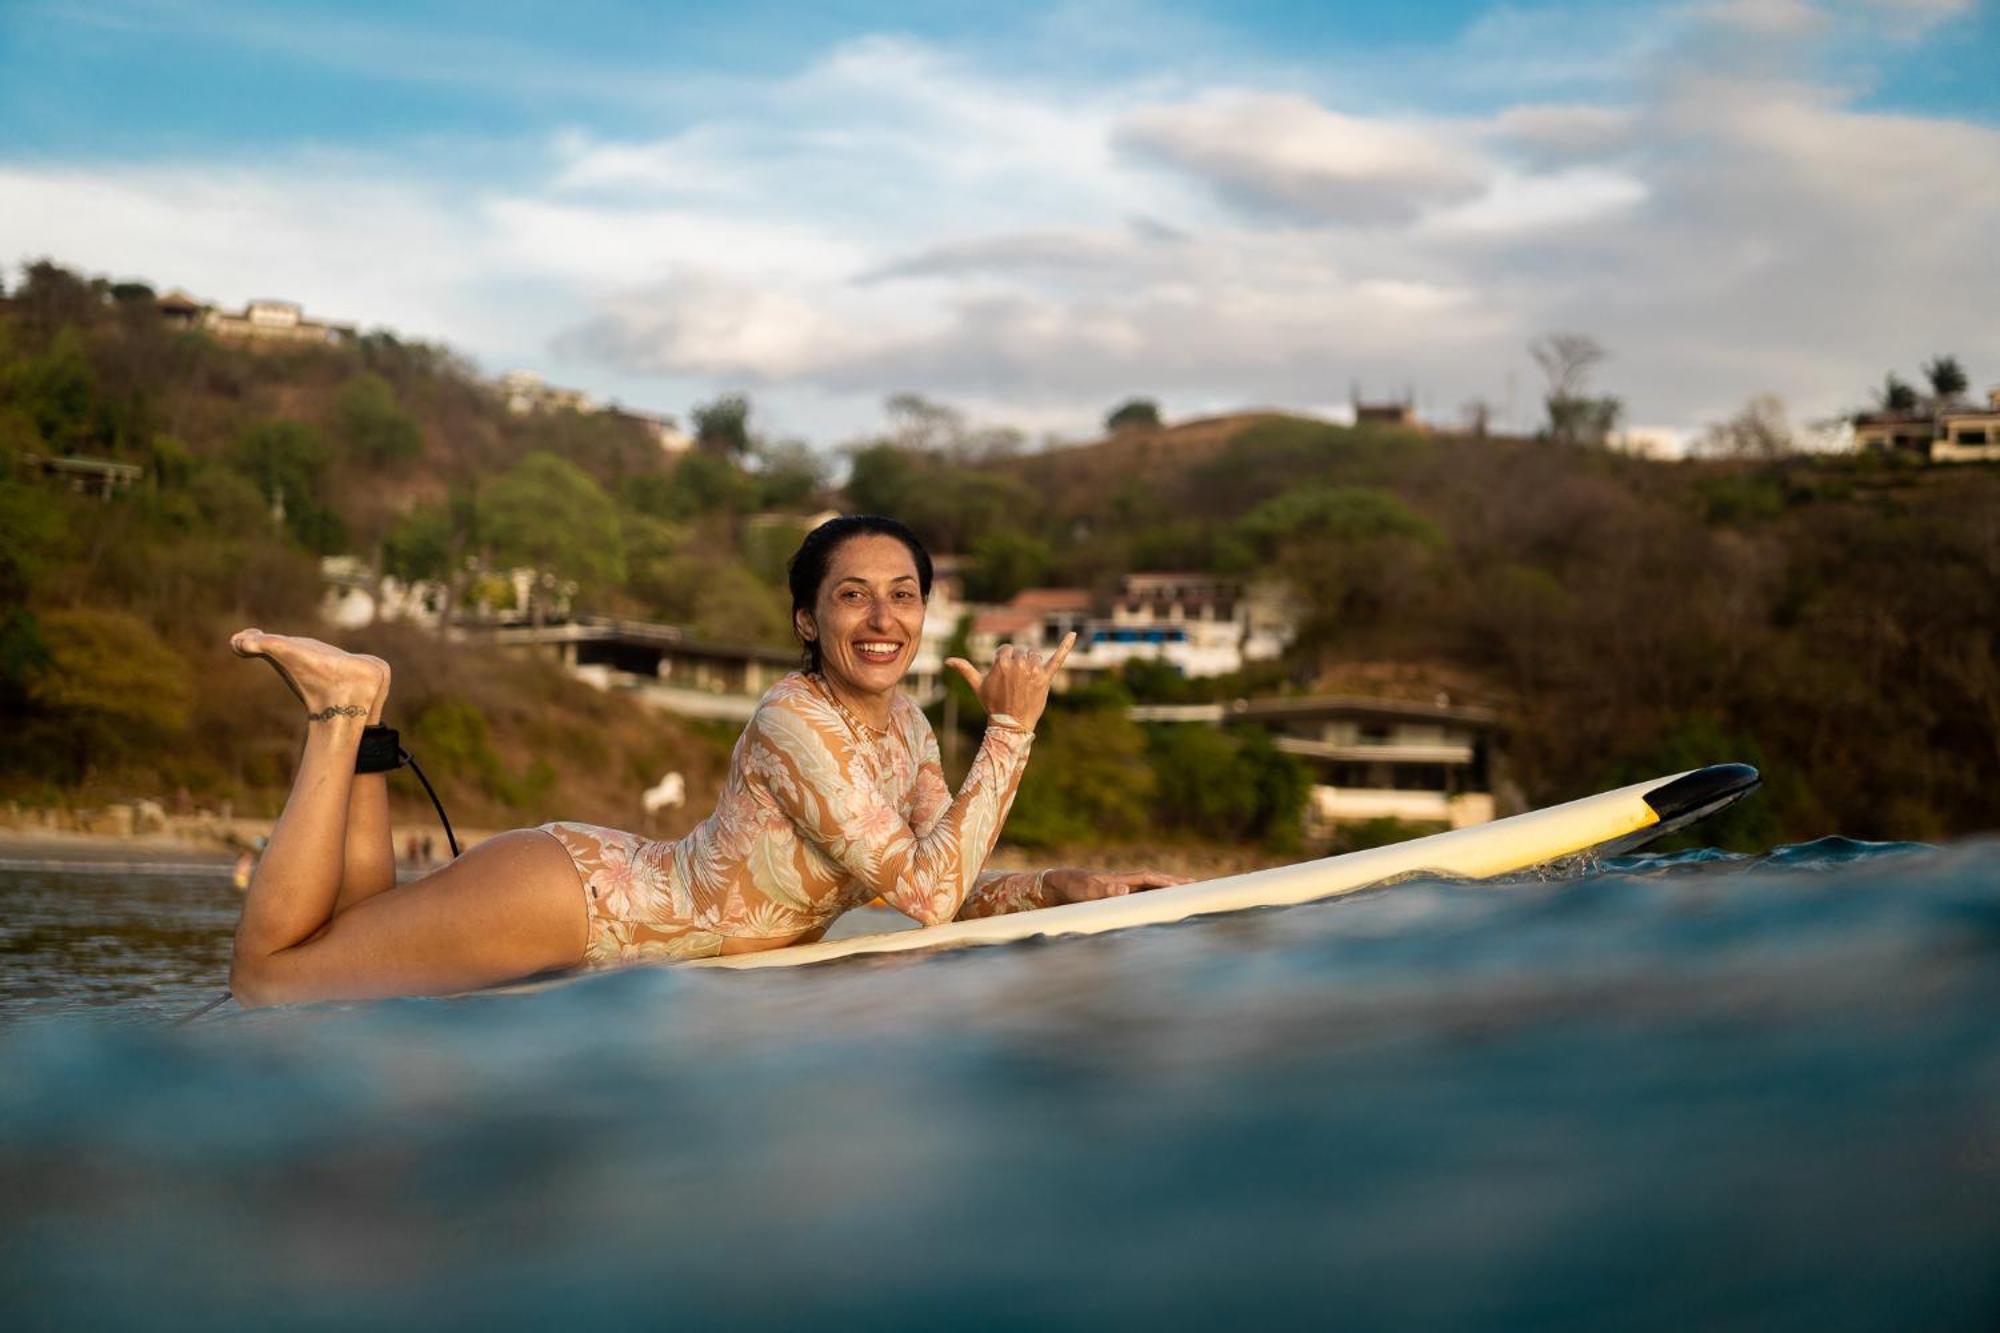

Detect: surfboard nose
[1643, 763, 1761, 826]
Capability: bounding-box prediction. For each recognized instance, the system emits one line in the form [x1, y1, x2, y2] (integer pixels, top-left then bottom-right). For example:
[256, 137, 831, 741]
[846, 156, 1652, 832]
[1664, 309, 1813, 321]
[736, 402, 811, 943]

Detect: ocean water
[3, 839, 1999, 1329]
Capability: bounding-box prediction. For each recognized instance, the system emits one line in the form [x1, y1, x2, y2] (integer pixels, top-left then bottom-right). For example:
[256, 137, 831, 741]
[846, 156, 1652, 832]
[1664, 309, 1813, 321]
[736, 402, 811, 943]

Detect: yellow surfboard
[680, 764, 1759, 972]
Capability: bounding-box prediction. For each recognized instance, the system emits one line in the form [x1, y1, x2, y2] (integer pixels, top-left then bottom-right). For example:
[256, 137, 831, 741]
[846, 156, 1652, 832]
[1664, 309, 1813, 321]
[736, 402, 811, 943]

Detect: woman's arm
[747, 695, 1036, 926]
[957, 868, 1059, 920]
[957, 867, 1193, 919]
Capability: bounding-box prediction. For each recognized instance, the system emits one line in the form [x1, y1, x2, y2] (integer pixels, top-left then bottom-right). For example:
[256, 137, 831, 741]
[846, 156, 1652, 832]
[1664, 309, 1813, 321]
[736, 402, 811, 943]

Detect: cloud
[1114, 91, 1488, 224]
[1694, 0, 1830, 37]
[1483, 104, 1640, 162]
[1853, 0, 1975, 34]
[855, 222, 1187, 285]
[5, 4, 1997, 446]
[552, 270, 871, 380]
[1423, 167, 1648, 235]
[0, 160, 494, 337]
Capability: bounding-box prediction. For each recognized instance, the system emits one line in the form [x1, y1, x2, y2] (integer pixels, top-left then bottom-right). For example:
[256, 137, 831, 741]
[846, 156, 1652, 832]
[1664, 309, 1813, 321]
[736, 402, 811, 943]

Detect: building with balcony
[1131, 694, 1504, 837]
[1854, 388, 2000, 463]
[965, 574, 1296, 684]
[200, 298, 356, 347]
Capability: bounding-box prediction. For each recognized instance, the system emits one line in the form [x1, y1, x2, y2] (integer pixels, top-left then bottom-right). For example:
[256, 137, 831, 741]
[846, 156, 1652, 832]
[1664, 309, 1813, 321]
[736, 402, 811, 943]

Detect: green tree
[901, 470, 1041, 554]
[1146, 724, 1309, 848]
[1106, 398, 1162, 432]
[1, 325, 101, 452]
[335, 371, 423, 466]
[1235, 484, 1442, 647]
[670, 451, 758, 517]
[964, 528, 1052, 602]
[481, 451, 626, 621]
[843, 442, 915, 515]
[1877, 373, 1919, 413]
[1923, 355, 1968, 404]
[1531, 333, 1621, 446]
[1236, 484, 1440, 556]
[0, 479, 59, 713]
[27, 608, 194, 779]
[1005, 703, 1156, 847]
[753, 439, 827, 510]
[227, 420, 345, 552]
[693, 394, 752, 456]
[13, 261, 99, 337]
[407, 695, 509, 798]
[1147, 725, 1256, 839]
[384, 500, 461, 585]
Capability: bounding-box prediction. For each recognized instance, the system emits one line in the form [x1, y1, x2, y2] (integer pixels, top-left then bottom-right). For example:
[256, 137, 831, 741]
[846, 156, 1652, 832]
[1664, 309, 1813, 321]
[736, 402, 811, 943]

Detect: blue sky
[4, 0, 1997, 446]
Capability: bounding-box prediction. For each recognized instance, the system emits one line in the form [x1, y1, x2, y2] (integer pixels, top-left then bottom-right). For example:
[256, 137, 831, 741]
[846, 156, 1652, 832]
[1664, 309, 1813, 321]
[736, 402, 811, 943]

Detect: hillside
[5, 258, 1998, 853]
[936, 413, 2000, 847]
[0, 261, 802, 833]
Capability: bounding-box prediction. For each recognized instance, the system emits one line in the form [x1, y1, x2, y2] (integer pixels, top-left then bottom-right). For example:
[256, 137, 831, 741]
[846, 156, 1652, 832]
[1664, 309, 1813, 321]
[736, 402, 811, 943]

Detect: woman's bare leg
[230, 630, 382, 962]
[227, 629, 587, 1006]
[335, 656, 398, 914]
[233, 829, 588, 1006]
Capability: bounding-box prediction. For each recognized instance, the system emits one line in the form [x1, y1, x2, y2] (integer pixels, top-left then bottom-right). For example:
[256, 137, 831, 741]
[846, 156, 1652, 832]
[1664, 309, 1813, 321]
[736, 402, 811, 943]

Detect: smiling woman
[220, 514, 1184, 1007]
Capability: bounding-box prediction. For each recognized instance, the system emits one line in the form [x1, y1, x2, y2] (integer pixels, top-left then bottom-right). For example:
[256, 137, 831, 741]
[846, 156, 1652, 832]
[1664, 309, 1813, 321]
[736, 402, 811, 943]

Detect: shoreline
[1, 812, 1289, 877]
[0, 819, 506, 870]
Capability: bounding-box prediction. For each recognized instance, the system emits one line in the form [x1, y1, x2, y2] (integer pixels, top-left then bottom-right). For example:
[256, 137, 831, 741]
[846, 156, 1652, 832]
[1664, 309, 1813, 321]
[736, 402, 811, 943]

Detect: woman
[227, 515, 1184, 1007]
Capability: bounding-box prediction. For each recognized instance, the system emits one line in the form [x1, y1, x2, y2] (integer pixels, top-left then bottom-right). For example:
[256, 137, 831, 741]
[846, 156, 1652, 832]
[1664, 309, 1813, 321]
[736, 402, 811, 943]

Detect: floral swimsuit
[541, 673, 1054, 968]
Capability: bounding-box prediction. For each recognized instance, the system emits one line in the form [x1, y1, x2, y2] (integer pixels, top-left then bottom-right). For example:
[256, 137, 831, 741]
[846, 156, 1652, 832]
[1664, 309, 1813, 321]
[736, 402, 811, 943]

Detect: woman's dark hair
[787, 514, 933, 673]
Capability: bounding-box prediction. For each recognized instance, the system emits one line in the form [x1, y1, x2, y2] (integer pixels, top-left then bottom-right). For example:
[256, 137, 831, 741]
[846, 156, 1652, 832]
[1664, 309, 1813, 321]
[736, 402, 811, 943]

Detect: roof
[1006, 587, 1093, 614]
[1230, 694, 1502, 730]
[971, 608, 1043, 637]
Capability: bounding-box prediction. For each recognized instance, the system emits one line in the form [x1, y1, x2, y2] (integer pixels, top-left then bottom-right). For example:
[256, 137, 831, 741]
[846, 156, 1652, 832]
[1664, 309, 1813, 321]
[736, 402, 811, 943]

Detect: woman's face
[800, 533, 926, 701]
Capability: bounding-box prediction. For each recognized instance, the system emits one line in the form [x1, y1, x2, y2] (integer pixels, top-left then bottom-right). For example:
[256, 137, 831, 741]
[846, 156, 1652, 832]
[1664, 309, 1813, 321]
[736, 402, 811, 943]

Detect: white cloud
[1424, 167, 1648, 235]
[552, 270, 873, 380]
[1483, 104, 1639, 161]
[0, 161, 493, 337]
[1114, 91, 1488, 224]
[1694, 0, 1829, 37]
[5, 6, 1997, 446]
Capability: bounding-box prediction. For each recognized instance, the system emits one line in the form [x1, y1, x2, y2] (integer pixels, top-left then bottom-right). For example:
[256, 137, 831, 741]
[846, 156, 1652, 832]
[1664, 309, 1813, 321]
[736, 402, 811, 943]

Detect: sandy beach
[0, 816, 506, 872]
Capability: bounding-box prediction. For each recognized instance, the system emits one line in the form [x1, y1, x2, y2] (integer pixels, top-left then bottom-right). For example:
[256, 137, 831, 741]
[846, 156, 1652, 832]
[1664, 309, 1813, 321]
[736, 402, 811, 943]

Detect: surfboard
[670, 763, 1760, 973]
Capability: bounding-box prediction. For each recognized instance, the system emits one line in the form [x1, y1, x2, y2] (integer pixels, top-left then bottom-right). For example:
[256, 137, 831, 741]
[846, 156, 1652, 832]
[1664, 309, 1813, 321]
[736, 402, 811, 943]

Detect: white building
[198, 297, 355, 347]
[318, 557, 573, 630]
[1132, 695, 1503, 836]
[499, 370, 597, 416]
[966, 573, 1297, 684]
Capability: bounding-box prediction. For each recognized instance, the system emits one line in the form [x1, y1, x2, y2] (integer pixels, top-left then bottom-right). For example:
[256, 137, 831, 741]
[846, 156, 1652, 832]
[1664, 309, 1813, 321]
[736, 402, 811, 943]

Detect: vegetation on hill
[4, 258, 1997, 855]
[0, 261, 818, 830]
[903, 410, 2000, 849]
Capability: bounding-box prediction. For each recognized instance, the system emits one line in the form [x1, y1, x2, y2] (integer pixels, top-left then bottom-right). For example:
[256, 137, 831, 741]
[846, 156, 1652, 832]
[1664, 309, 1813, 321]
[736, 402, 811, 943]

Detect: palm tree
[1877, 373, 1919, 414]
[1923, 355, 1969, 406]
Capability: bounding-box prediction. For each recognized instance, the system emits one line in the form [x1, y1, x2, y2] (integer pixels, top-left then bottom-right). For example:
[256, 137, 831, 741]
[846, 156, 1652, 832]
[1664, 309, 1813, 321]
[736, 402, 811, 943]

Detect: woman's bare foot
[230, 629, 389, 720]
[358, 653, 392, 725]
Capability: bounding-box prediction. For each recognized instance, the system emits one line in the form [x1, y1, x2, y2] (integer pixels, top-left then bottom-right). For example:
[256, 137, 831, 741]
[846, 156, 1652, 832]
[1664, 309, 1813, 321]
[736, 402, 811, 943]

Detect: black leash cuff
[355, 724, 408, 774]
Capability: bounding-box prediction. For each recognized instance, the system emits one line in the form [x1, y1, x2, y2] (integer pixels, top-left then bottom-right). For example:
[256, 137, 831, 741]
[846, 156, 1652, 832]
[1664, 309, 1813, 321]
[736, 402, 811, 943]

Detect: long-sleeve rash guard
[542, 672, 1046, 968]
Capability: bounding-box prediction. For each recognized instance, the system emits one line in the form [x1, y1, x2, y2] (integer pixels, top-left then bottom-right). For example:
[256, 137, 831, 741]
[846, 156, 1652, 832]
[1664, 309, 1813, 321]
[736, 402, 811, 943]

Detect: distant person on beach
[224, 515, 1186, 1006]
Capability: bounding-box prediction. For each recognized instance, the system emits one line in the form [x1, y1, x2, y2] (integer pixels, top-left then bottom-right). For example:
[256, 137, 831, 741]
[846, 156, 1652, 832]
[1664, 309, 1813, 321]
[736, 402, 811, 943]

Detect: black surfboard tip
[1643, 763, 1761, 826]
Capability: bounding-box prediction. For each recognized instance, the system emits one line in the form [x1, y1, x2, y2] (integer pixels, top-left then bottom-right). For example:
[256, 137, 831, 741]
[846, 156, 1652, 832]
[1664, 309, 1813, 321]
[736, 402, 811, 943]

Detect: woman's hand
[1044, 867, 1192, 903]
[945, 632, 1076, 735]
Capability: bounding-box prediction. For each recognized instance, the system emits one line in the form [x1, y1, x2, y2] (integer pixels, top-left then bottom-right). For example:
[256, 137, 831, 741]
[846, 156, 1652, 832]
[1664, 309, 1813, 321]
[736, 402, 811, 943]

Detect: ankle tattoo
[306, 704, 369, 723]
